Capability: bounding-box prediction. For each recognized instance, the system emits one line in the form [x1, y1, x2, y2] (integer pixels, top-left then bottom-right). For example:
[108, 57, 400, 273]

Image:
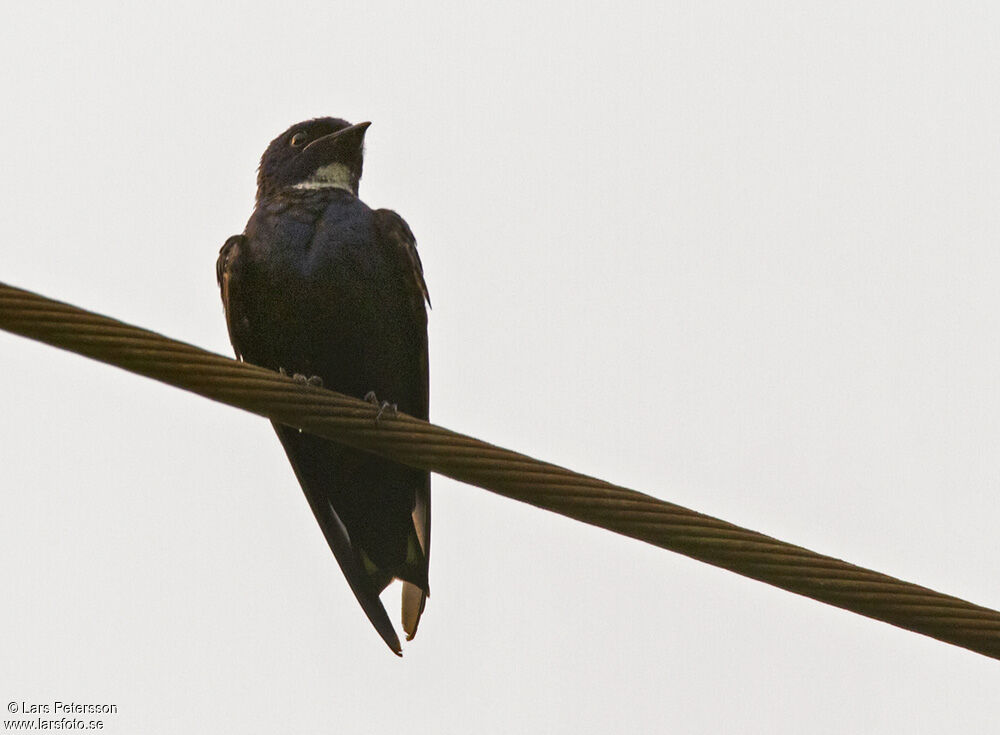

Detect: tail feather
[273, 424, 402, 655]
[402, 485, 431, 640]
[309, 496, 402, 655]
[272, 422, 430, 655]
[402, 582, 427, 640]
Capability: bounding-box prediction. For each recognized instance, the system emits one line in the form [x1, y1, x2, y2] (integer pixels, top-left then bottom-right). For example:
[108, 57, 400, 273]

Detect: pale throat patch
[292, 162, 353, 193]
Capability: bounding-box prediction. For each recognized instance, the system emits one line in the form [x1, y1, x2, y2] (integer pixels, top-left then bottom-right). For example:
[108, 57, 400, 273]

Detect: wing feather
[217, 235, 248, 361]
[374, 209, 431, 640]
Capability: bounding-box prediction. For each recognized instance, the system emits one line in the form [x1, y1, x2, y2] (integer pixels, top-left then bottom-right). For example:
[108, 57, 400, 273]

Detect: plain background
[2, 2, 999, 732]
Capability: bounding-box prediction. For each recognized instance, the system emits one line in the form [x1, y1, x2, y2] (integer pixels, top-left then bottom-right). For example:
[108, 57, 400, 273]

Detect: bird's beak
[304, 121, 372, 159]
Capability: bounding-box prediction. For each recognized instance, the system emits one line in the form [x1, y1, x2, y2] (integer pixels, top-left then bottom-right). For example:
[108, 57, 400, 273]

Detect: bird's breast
[238, 196, 391, 381]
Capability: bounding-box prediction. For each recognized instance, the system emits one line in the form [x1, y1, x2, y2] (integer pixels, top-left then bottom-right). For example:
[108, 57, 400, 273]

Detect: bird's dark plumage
[217, 118, 430, 655]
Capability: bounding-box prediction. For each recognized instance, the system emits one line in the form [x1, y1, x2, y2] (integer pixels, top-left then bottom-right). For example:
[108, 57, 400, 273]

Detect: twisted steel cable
[2, 280, 999, 660]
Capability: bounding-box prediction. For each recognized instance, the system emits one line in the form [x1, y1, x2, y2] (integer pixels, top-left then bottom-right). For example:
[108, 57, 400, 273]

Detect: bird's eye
[290, 132, 308, 147]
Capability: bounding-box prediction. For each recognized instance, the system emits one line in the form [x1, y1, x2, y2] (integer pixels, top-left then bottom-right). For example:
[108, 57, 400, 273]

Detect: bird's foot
[280, 367, 323, 387]
[364, 391, 398, 424]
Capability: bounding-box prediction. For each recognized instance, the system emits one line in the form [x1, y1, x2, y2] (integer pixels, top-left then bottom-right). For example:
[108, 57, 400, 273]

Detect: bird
[216, 117, 431, 656]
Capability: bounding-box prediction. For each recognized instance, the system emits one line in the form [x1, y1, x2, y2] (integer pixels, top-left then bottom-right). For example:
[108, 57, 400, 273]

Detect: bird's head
[256, 117, 371, 202]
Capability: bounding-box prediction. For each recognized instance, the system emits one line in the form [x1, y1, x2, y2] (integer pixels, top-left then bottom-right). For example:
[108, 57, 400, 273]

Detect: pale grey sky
[1, 2, 999, 733]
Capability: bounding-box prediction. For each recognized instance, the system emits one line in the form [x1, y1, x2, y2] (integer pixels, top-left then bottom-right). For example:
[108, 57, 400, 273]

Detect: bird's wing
[373, 208, 431, 640]
[217, 234, 248, 361]
[374, 208, 431, 308]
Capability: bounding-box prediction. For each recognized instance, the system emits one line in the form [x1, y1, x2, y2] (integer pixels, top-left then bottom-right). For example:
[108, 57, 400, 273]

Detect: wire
[2, 280, 999, 660]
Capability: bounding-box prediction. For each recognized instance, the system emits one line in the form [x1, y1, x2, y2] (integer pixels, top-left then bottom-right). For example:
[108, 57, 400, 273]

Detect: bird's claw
[280, 367, 323, 387]
[364, 391, 398, 424]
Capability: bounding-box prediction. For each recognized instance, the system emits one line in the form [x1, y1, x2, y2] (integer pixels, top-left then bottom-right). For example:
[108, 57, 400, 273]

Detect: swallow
[217, 118, 430, 655]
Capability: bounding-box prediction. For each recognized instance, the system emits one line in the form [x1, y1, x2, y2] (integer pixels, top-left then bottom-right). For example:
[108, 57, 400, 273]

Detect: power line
[2, 280, 998, 660]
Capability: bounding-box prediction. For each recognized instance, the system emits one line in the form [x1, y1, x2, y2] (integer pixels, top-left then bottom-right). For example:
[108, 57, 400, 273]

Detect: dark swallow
[217, 118, 431, 655]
